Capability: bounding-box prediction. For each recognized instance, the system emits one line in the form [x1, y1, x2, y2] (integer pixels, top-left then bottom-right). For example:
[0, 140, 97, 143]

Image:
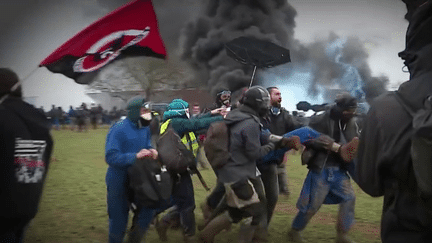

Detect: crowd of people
[1, 1, 431, 243]
[39, 103, 126, 131]
[99, 84, 363, 243]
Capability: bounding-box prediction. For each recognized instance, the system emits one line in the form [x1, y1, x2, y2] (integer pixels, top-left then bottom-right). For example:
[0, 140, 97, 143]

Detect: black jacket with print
[0, 97, 53, 221]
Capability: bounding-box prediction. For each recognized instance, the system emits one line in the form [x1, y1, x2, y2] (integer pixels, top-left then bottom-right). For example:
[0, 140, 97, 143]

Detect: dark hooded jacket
[216, 105, 275, 183]
[306, 106, 360, 173]
[356, 2, 432, 241]
[0, 97, 53, 222]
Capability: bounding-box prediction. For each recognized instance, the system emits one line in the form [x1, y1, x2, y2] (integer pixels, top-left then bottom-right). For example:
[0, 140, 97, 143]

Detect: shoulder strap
[184, 132, 194, 154]
[394, 91, 416, 117]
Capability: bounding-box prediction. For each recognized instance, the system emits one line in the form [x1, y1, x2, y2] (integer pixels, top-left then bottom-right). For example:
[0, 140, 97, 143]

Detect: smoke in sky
[179, 0, 298, 95]
[0, 0, 403, 110]
[179, 0, 390, 103]
[298, 32, 389, 103]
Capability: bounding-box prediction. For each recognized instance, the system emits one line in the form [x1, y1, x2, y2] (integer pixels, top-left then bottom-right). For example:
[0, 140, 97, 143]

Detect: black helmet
[243, 86, 270, 117]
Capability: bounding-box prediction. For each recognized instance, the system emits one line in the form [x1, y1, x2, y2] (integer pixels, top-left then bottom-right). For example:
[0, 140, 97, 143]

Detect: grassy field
[23, 128, 383, 243]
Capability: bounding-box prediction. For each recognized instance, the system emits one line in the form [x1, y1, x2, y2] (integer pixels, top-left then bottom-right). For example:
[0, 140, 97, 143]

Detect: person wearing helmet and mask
[155, 98, 224, 243]
[105, 96, 159, 243]
[204, 86, 281, 243]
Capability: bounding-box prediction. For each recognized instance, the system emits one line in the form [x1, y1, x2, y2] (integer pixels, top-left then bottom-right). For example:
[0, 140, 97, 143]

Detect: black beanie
[0, 68, 22, 97]
[335, 93, 357, 110]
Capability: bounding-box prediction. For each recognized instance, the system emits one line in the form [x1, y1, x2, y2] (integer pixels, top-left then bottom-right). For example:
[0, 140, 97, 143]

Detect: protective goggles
[142, 102, 152, 111]
[218, 90, 231, 100]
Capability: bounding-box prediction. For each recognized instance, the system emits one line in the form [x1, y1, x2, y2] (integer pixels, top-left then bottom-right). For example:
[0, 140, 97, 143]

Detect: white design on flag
[73, 27, 151, 73]
[14, 138, 47, 184]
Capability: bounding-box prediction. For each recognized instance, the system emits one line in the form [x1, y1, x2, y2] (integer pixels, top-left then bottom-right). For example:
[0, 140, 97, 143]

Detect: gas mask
[217, 90, 231, 107]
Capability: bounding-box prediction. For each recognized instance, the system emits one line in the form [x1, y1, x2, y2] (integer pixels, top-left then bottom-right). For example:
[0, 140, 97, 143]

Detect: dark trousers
[207, 181, 226, 209]
[258, 163, 279, 225]
[161, 172, 196, 236]
[0, 218, 30, 243]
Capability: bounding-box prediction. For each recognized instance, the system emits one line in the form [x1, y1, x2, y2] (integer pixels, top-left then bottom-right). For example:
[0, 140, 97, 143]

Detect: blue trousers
[292, 167, 356, 232]
[107, 177, 165, 243]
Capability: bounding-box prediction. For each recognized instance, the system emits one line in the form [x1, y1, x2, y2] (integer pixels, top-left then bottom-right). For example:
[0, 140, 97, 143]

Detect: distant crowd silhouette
[39, 102, 126, 131]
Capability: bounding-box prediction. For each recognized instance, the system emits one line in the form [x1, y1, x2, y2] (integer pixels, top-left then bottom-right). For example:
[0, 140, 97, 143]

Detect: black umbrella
[225, 36, 291, 87]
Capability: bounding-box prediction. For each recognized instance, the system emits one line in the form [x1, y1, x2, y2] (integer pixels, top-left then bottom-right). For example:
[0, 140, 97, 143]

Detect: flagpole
[0, 67, 39, 105]
[249, 65, 257, 88]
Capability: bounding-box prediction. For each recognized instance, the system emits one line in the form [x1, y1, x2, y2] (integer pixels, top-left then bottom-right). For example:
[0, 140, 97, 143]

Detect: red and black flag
[39, 0, 167, 84]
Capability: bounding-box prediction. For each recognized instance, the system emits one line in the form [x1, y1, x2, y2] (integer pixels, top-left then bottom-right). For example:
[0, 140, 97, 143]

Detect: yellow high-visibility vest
[160, 119, 199, 157]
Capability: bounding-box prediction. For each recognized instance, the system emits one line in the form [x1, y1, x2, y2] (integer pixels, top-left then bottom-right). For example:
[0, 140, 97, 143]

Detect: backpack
[127, 158, 172, 208]
[204, 121, 230, 170]
[157, 121, 196, 173]
[394, 91, 432, 206]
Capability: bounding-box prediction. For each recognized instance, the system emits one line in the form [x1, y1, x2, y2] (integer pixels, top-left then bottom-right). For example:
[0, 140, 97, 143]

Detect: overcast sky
[0, 0, 409, 111]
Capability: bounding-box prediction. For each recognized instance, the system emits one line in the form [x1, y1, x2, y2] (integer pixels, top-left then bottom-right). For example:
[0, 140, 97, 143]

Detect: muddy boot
[126, 227, 146, 243]
[339, 137, 359, 162]
[238, 224, 258, 243]
[198, 213, 232, 243]
[126, 216, 147, 243]
[184, 235, 197, 243]
[252, 225, 269, 243]
[287, 228, 305, 243]
[336, 232, 355, 243]
[200, 201, 213, 221]
[155, 217, 170, 241]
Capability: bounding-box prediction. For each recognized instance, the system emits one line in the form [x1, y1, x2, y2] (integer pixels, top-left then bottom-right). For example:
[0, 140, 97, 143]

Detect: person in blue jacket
[105, 96, 159, 243]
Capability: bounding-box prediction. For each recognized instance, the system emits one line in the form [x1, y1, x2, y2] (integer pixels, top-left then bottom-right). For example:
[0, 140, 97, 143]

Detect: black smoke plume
[179, 0, 298, 95]
[179, 0, 389, 102]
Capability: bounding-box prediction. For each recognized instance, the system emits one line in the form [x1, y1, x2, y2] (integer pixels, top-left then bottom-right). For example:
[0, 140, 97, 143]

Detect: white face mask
[141, 112, 152, 121]
[185, 108, 190, 119]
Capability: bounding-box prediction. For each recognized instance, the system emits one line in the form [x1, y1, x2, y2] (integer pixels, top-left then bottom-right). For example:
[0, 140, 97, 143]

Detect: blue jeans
[292, 167, 356, 232]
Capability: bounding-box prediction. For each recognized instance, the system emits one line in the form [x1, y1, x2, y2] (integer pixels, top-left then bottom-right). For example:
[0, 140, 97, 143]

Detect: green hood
[126, 96, 145, 125]
[163, 99, 189, 121]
